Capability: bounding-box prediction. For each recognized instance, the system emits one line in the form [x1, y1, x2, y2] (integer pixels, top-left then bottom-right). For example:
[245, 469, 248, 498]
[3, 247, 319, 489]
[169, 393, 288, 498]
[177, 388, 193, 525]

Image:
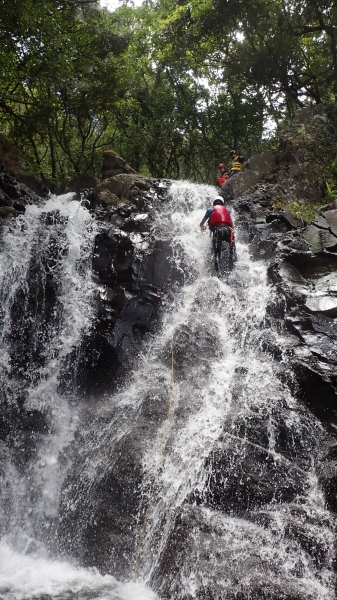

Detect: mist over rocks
[151, 504, 330, 600]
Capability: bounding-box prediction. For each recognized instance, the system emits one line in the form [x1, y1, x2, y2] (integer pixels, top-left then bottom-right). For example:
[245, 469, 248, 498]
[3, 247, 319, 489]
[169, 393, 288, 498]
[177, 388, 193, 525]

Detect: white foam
[0, 542, 158, 600]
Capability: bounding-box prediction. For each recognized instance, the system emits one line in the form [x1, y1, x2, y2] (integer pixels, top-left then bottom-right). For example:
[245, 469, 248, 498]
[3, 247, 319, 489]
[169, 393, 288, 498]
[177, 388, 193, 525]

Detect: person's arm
[199, 208, 212, 231]
[200, 216, 208, 231]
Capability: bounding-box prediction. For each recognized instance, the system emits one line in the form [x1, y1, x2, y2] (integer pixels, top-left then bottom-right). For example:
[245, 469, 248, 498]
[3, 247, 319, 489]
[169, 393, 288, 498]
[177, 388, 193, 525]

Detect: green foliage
[0, 0, 337, 187]
[326, 182, 337, 202]
[0, 0, 132, 186]
[288, 201, 322, 224]
[272, 197, 324, 224]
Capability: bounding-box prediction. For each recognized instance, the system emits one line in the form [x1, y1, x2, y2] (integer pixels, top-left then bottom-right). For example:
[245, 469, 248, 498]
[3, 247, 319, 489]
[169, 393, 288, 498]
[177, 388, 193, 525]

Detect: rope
[133, 193, 204, 578]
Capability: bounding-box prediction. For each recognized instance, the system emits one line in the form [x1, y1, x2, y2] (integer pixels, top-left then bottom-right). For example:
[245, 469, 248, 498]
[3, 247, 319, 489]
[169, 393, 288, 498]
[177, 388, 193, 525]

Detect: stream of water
[0, 183, 335, 599]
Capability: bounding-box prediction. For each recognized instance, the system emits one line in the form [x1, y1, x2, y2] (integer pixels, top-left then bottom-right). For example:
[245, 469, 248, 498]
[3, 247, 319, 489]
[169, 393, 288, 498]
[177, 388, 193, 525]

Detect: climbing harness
[212, 225, 235, 272]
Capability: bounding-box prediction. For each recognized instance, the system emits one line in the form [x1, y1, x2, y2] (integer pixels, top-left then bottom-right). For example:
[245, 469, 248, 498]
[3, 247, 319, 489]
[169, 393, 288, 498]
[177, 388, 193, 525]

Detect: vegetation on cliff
[0, 0, 337, 189]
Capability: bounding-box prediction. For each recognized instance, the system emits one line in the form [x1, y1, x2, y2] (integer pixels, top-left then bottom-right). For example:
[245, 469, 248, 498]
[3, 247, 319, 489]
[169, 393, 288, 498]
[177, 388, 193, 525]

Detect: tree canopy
[0, 0, 336, 187]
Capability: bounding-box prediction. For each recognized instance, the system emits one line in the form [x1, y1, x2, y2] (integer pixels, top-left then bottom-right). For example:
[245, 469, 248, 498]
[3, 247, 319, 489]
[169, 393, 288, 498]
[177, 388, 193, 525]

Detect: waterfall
[0, 183, 335, 599]
[132, 182, 336, 599]
[0, 193, 158, 600]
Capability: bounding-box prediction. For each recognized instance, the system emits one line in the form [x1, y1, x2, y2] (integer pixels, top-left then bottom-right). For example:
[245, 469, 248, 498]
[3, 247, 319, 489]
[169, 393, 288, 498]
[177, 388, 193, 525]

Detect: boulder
[266, 210, 305, 229]
[303, 223, 337, 253]
[96, 189, 122, 207]
[102, 150, 138, 180]
[194, 438, 309, 512]
[93, 173, 151, 207]
[152, 505, 325, 600]
[314, 208, 337, 237]
[67, 173, 100, 195]
[304, 272, 337, 317]
[222, 151, 274, 198]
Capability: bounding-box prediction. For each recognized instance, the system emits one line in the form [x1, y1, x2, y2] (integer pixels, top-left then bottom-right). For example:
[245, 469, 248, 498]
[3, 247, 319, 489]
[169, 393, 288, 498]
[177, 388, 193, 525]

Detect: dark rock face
[229, 153, 337, 435]
[196, 440, 308, 511]
[224, 110, 337, 549]
[102, 150, 137, 180]
[152, 504, 330, 600]
[57, 422, 144, 577]
[76, 175, 175, 393]
[0, 160, 45, 220]
[264, 252, 337, 429]
[0, 134, 48, 198]
[67, 173, 100, 196]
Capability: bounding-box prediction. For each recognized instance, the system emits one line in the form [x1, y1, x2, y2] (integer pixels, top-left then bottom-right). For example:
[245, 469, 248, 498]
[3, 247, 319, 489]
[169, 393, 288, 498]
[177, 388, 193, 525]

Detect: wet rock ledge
[78, 152, 176, 392]
[227, 106, 337, 521]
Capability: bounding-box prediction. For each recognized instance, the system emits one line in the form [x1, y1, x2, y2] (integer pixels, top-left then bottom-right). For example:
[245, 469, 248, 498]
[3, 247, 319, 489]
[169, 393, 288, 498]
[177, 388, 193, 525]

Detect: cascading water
[131, 182, 336, 599]
[0, 195, 155, 599]
[0, 183, 335, 600]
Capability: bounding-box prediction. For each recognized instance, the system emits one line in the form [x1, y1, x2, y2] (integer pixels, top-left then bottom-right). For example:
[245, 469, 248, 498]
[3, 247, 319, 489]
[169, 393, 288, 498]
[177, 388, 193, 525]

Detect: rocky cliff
[226, 107, 337, 510]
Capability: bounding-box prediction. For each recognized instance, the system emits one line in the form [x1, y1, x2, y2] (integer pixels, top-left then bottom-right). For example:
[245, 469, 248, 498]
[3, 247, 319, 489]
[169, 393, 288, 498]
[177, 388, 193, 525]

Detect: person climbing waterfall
[227, 150, 247, 178]
[216, 163, 228, 187]
[199, 197, 235, 271]
[199, 197, 233, 232]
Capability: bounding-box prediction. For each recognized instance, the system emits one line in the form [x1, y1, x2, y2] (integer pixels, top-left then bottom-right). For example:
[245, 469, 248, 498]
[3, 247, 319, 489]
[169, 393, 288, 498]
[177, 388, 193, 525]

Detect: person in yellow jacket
[228, 150, 247, 178]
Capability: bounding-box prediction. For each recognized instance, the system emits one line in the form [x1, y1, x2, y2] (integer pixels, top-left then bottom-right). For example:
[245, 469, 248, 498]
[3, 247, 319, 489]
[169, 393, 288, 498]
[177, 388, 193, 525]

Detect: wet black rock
[224, 106, 337, 539]
[0, 160, 46, 218]
[76, 176, 172, 393]
[57, 428, 144, 577]
[193, 439, 309, 513]
[151, 505, 323, 600]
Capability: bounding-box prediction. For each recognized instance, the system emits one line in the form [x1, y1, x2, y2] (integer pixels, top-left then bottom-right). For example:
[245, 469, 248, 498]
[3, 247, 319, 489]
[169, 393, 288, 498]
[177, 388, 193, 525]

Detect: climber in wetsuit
[199, 197, 233, 233]
[200, 197, 235, 268]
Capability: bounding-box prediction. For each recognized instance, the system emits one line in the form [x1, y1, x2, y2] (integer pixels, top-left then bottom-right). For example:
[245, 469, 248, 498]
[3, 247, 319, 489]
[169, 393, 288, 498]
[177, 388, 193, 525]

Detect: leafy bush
[272, 197, 324, 224]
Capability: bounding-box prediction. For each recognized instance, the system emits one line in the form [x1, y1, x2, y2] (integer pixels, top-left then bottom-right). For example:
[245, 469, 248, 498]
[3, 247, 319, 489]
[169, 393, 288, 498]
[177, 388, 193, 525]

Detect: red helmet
[218, 163, 227, 169]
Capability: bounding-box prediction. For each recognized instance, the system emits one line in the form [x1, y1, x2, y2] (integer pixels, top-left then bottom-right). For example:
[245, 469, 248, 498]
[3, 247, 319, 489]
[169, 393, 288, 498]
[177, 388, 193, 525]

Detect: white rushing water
[0, 183, 335, 599]
[131, 182, 335, 598]
[0, 540, 158, 600]
[0, 195, 157, 600]
[0, 195, 95, 543]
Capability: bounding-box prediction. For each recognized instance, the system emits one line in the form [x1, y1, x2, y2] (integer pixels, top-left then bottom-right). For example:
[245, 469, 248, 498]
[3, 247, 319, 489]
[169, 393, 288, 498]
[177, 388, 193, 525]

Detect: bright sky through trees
[100, 0, 143, 10]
